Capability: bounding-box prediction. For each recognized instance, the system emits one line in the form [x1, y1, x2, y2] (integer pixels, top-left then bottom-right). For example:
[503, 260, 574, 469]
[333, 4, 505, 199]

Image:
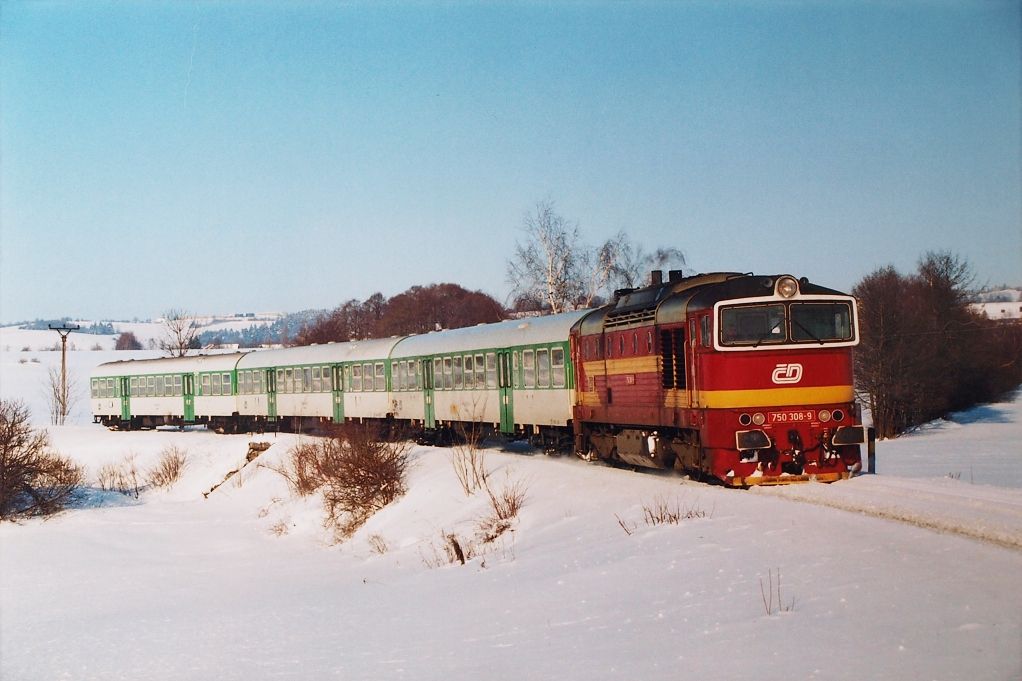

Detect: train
[91, 271, 872, 486]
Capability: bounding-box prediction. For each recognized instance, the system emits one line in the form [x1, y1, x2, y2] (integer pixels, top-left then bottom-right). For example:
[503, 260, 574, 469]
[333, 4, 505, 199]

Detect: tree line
[854, 251, 1022, 439]
[296, 283, 507, 345]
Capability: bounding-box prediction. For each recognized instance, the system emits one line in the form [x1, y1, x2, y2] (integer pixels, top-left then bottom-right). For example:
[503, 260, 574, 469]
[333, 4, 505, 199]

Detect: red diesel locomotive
[571, 271, 870, 486]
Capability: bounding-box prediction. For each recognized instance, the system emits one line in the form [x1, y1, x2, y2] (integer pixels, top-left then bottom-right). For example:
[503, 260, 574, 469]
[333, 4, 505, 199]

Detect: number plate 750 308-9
[768, 410, 816, 424]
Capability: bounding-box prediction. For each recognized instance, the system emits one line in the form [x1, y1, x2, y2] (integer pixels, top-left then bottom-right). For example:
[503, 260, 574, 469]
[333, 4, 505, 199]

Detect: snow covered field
[1, 331, 1020, 680]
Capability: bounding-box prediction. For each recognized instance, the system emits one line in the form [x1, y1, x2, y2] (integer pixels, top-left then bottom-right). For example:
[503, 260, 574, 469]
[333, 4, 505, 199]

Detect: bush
[281, 424, 410, 540]
[0, 400, 83, 520]
[147, 446, 187, 489]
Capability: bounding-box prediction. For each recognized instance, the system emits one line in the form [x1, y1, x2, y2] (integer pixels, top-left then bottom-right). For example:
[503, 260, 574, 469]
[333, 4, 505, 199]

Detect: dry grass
[474, 470, 528, 544]
[96, 454, 142, 498]
[367, 534, 389, 555]
[759, 568, 796, 615]
[642, 494, 708, 526]
[422, 530, 477, 567]
[450, 419, 489, 495]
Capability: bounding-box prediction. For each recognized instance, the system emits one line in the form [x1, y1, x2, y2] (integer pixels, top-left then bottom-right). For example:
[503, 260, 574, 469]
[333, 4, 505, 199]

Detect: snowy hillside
[1, 329, 1020, 681]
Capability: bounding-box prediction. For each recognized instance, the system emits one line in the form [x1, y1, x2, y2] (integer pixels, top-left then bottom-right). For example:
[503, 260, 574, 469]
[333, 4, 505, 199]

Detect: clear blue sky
[2, 1, 1019, 322]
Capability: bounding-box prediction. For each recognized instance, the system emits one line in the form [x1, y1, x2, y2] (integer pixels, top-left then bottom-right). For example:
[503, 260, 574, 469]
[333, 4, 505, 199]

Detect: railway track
[756, 474, 1022, 551]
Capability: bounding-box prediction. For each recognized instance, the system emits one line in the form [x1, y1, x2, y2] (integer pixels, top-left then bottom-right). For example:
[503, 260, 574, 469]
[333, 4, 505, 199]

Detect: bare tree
[46, 366, 79, 426]
[160, 309, 200, 357]
[609, 236, 686, 290]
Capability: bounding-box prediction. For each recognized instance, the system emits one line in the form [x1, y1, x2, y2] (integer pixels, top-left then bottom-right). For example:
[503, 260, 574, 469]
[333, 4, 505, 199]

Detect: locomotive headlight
[818, 409, 832, 423]
[777, 276, 799, 298]
[752, 412, 766, 426]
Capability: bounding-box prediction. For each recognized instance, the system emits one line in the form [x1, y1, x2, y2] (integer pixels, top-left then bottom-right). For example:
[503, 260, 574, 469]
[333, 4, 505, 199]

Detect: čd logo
[771, 363, 803, 385]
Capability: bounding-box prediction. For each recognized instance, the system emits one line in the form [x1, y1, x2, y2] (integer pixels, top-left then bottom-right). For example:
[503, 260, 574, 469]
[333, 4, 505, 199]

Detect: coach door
[497, 351, 514, 435]
[422, 358, 436, 429]
[183, 374, 195, 422]
[119, 377, 131, 422]
[266, 369, 278, 421]
[332, 365, 344, 423]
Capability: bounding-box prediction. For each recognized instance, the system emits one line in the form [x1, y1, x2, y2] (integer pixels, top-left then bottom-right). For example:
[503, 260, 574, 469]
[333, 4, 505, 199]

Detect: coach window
[145, 376, 154, 397]
[282, 368, 292, 394]
[223, 373, 232, 395]
[523, 349, 535, 388]
[396, 362, 405, 391]
[200, 374, 210, 396]
[464, 355, 474, 388]
[351, 364, 362, 392]
[442, 357, 453, 390]
[436, 358, 445, 390]
[484, 353, 497, 388]
[537, 348, 550, 388]
[512, 352, 520, 388]
[552, 348, 566, 388]
[302, 367, 311, 393]
[311, 367, 321, 392]
[128, 377, 137, 397]
[174, 375, 182, 396]
[375, 363, 385, 391]
[212, 373, 222, 396]
[453, 356, 463, 389]
[156, 376, 165, 396]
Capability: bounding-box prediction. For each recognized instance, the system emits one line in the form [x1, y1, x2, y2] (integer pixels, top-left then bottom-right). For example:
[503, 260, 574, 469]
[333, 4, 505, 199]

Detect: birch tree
[507, 201, 621, 313]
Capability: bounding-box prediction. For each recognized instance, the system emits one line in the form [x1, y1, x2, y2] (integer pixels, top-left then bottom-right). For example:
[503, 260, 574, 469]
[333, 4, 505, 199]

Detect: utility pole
[49, 323, 80, 424]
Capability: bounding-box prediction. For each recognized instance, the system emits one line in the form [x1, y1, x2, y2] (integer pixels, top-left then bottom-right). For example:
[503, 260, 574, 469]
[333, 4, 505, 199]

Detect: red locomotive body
[571, 271, 869, 486]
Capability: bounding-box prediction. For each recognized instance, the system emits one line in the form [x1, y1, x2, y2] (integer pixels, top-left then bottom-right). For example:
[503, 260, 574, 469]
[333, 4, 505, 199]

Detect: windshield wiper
[791, 318, 824, 344]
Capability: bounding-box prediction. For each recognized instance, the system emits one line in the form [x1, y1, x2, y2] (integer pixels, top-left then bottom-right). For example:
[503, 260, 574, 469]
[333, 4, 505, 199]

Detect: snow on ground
[1, 330, 1021, 680]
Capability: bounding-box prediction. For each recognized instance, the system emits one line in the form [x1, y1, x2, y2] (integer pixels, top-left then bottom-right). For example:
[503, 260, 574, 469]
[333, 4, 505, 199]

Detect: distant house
[971, 301, 1022, 321]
